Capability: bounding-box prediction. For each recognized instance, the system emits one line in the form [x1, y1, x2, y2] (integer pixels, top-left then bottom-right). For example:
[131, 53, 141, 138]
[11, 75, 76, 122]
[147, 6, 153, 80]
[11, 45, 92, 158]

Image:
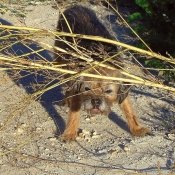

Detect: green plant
[162, 116, 175, 130]
[127, 0, 175, 81]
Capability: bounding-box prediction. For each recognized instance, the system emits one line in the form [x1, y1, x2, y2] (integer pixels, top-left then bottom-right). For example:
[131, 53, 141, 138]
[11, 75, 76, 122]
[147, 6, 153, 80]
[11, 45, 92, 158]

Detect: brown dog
[54, 5, 150, 141]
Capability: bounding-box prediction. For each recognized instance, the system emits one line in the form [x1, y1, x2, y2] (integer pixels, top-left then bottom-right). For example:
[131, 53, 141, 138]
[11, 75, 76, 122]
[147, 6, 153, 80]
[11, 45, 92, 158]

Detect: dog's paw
[61, 133, 77, 142]
[131, 127, 151, 137]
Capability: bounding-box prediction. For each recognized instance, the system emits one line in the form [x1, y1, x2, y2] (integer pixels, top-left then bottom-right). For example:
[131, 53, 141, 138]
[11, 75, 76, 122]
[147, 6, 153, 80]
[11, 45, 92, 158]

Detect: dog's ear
[117, 84, 131, 104]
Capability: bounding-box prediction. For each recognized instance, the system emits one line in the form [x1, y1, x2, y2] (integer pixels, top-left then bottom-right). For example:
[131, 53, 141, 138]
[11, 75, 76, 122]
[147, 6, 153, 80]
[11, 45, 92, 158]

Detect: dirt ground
[0, 1, 175, 175]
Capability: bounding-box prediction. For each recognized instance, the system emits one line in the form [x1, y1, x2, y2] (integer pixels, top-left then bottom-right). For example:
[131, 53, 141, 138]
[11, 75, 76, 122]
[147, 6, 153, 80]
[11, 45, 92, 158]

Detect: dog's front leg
[119, 97, 150, 136]
[61, 93, 81, 141]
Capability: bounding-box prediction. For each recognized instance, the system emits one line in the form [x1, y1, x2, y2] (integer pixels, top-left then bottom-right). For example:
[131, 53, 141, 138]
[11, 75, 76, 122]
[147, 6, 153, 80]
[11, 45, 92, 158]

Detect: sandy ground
[0, 2, 175, 175]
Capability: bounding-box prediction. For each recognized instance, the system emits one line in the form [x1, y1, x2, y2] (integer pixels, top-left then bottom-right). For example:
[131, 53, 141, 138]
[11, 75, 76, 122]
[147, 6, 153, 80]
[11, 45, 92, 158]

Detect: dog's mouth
[90, 106, 102, 114]
[84, 98, 111, 115]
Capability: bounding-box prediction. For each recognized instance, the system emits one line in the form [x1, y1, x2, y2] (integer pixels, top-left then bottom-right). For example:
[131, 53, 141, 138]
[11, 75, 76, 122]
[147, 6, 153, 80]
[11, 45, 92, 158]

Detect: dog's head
[73, 67, 123, 115]
[68, 67, 131, 115]
[80, 79, 119, 115]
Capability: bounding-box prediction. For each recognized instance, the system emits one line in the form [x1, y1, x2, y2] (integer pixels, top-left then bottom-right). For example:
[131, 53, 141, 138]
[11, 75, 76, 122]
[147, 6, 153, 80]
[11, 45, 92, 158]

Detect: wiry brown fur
[54, 5, 150, 141]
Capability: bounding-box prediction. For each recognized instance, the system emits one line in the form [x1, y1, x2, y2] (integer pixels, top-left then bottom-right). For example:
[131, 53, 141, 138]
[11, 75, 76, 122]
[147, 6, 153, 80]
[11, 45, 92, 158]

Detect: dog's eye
[105, 89, 112, 94]
[85, 87, 91, 91]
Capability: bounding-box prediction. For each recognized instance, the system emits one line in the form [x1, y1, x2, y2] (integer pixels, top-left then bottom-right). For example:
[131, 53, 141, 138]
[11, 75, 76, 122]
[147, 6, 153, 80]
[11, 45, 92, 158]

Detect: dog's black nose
[91, 98, 101, 106]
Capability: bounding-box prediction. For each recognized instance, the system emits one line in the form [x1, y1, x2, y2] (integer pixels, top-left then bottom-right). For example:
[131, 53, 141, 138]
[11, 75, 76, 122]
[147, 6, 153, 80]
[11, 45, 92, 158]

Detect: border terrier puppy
[54, 5, 150, 141]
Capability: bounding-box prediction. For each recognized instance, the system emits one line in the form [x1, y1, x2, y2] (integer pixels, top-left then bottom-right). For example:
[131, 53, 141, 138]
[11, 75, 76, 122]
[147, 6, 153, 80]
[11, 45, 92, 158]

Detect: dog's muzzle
[91, 98, 101, 108]
[84, 96, 111, 115]
[90, 98, 102, 114]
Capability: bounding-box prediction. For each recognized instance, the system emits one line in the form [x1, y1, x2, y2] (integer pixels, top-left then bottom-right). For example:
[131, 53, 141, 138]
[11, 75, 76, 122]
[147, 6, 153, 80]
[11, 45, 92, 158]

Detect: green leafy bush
[128, 0, 175, 80]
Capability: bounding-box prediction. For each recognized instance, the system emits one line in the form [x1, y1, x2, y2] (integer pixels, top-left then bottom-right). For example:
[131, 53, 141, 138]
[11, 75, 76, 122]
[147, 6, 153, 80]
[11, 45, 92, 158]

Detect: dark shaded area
[131, 88, 175, 133]
[132, 89, 175, 105]
[0, 18, 65, 135]
[106, 14, 134, 44]
[108, 111, 130, 134]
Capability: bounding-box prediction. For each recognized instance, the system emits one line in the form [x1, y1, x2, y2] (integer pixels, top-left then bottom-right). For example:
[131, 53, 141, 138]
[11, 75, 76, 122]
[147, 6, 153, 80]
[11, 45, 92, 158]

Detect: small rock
[84, 136, 91, 142]
[83, 130, 90, 135]
[130, 140, 135, 144]
[109, 149, 119, 156]
[168, 134, 175, 140]
[92, 135, 100, 139]
[49, 137, 57, 141]
[92, 130, 97, 136]
[0, 123, 4, 126]
[78, 132, 84, 138]
[124, 146, 130, 153]
[90, 116, 95, 120]
[22, 153, 27, 157]
[17, 128, 23, 134]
